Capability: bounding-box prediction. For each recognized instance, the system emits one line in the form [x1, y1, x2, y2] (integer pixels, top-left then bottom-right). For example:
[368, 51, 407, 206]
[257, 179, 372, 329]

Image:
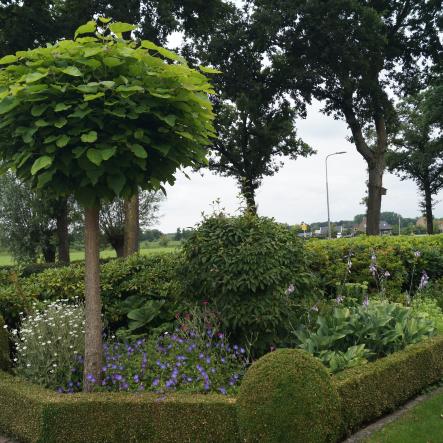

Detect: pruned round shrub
[180, 214, 314, 355]
[237, 349, 342, 443]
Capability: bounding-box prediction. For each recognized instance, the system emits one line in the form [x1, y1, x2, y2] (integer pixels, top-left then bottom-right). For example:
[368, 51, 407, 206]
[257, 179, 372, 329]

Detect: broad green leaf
[75, 21, 96, 39]
[25, 72, 48, 83]
[0, 55, 17, 65]
[81, 131, 98, 143]
[35, 119, 49, 127]
[31, 156, 53, 175]
[37, 170, 55, 188]
[54, 117, 67, 128]
[134, 129, 144, 140]
[129, 144, 147, 159]
[56, 135, 70, 148]
[100, 81, 115, 88]
[31, 104, 48, 117]
[0, 96, 19, 115]
[101, 146, 117, 161]
[83, 47, 102, 58]
[54, 103, 71, 112]
[199, 65, 223, 74]
[107, 173, 126, 195]
[61, 66, 82, 77]
[98, 17, 112, 24]
[103, 57, 123, 67]
[84, 92, 105, 101]
[86, 148, 103, 165]
[68, 107, 91, 119]
[109, 22, 137, 34]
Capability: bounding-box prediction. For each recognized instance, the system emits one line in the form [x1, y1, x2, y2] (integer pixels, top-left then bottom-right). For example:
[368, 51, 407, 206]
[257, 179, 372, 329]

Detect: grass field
[0, 241, 180, 266]
[366, 388, 443, 443]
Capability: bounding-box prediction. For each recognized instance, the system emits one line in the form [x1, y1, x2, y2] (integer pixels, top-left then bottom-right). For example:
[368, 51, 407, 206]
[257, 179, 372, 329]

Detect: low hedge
[333, 334, 443, 435]
[0, 371, 238, 443]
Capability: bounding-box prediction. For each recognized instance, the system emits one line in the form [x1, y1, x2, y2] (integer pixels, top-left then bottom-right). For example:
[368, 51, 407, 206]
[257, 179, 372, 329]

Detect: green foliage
[0, 18, 215, 206]
[180, 213, 314, 355]
[11, 300, 84, 389]
[0, 371, 239, 443]
[411, 296, 443, 332]
[334, 335, 443, 435]
[0, 315, 9, 371]
[296, 302, 436, 372]
[0, 253, 182, 333]
[237, 349, 342, 443]
[306, 235, 443, 297]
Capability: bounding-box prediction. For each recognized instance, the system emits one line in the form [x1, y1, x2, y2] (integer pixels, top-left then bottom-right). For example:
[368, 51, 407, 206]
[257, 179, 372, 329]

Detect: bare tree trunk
[240, 178, 257, 215]
[56, 198, 70, 264]
[124, 192, 139, 256]
[424, 187, 434, 235]
[109, 234, 125, 258]
[83, 206, 102, 392]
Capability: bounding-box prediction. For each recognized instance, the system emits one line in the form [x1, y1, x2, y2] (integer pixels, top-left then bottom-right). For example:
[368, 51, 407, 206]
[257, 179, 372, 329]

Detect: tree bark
[424, 187, 434, 235]
[109, 234, 125, 258]
[56, 198, 70, 264]
[83, 206, 102, 392]
[42, 241, 56, 263]
[240, 178, 257, 215]
[124, 192, 139, 256]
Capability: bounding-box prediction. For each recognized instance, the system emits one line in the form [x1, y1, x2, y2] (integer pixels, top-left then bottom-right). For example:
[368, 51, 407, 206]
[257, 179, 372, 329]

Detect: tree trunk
[109, 234, 125, 258]
[424, 187, 434, 235]
[240, 178, 257, 215]
[42, 242, 56, 263]
[56, 198, 70, 264]
[124, 192, 139, 256]
[83, 206, 102, 392]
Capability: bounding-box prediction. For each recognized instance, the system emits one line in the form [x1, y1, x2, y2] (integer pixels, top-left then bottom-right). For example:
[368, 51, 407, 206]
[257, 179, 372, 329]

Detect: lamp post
[326, 151, 346, 239]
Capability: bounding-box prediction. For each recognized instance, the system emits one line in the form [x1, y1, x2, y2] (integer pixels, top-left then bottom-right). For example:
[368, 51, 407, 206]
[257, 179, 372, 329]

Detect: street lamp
[326, 151, 346, 239]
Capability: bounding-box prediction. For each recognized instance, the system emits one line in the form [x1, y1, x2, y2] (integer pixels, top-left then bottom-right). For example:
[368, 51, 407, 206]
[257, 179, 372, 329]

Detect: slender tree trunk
[424, 187, 434, 235]
[124, 192, 139, 256]
[83, 206, 102, 392]
[366, 117, 387, 235]
[56, 198, 70, 264]
[240, 178, 257, 215]
[109, 234, 125, 258]
[42, 242, 56, 263]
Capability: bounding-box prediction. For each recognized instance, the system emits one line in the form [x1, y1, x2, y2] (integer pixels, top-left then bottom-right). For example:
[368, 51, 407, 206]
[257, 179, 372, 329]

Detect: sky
[153, 7, 443, 233]
[155, 98, 443, 233]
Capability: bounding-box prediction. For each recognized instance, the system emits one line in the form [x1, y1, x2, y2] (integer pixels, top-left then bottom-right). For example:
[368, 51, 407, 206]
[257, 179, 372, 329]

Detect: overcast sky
[153, 12, 443, 233]
[155, 99, 443, 233]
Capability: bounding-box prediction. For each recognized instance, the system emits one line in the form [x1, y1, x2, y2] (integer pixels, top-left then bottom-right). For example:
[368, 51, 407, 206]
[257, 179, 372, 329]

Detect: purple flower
[133, 374, 140, 383]
[86, 373, 96, 383]
[418, 271, 429, 290]
[114, 374, 123, 381]
[218, 387, 227, 395]
[152, 378, 160, 387]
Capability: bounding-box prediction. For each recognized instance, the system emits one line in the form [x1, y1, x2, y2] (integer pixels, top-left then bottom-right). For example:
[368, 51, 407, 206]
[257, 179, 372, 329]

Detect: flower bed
[1, 335, 443, 442]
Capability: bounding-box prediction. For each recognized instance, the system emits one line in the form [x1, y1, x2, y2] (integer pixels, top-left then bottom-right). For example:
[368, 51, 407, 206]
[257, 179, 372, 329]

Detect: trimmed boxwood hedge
[334, 335, 443, 435]
[0, 371, 239, 443]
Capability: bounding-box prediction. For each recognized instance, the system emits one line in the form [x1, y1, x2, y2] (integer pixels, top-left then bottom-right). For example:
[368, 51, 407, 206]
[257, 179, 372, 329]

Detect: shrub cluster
[306, 235, 443, 297]
[180, 214, 314, 355]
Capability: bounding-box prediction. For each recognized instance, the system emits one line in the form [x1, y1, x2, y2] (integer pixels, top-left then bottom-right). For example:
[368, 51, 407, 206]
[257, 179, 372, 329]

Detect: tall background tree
[100, 191, 163, 257]
[253, 0, 442, 234]
[387, 91, 443, 235]
[186, 4, 313, 213]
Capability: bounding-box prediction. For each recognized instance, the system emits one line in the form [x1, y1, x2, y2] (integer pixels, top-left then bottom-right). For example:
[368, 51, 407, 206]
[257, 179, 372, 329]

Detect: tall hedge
[306, 235, 443, 296]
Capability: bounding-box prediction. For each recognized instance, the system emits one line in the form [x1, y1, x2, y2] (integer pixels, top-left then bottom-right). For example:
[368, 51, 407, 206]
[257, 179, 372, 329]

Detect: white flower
[2, 325, 7, 329]
[26, 363, 31, 367]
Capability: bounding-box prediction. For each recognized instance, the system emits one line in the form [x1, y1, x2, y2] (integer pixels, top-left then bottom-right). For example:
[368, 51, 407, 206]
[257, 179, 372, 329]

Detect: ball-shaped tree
[0, 18, 216, 390]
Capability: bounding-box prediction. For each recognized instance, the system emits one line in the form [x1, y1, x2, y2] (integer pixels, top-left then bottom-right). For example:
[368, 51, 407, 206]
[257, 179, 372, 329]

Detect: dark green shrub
[0, 253, 182, 333]
[0, 315, 9, 371]
[306, 235, 443, 297]
[181, 214, 314, 354]
[237, 349, 342, 443]
[333, 335, 443, 435]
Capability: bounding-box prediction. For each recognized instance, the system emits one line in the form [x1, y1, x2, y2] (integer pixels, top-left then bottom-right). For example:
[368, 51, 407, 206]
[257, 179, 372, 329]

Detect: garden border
[0, 335, 443, 442]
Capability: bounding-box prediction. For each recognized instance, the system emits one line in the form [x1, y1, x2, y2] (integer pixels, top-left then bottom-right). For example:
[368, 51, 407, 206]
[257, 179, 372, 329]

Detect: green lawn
[0, 242, 179, 266]
[366, 388, 443, 443]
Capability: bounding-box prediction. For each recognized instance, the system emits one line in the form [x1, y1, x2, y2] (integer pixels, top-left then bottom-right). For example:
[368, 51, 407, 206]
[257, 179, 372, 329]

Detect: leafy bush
[64, 307, 247, 395]
[296, 302, 436, 372]
[0, 315, 9, 371]
[411, 296, 443, 332]
[237, 349, 342, 443]
[0, 253, 182, 334]
[10, 299, 84, 389]
[180, 213, 314, 355]
[306, 235, 443, 297]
